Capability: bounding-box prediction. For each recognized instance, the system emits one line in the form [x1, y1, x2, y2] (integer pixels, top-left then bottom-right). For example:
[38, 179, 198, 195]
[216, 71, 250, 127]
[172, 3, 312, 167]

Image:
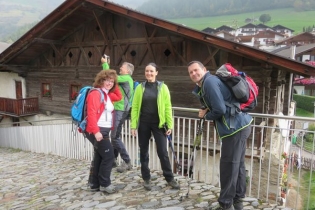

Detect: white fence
[1, 108, 315, 209]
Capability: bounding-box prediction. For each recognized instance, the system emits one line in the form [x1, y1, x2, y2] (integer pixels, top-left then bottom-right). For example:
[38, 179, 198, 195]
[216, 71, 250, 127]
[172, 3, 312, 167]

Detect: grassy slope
[296, 108, 314, 117]
[168, 8, 315, 35]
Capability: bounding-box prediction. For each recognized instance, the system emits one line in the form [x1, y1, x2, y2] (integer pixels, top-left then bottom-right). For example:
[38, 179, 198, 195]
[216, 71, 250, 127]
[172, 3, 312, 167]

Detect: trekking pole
[179, 108, 206, 201]
[164, 124, 181, 174]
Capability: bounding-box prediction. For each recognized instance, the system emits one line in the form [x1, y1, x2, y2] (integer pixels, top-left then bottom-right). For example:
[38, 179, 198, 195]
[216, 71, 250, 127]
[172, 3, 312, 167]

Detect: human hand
[94, 132, 103, 141]
[198, 108, 208, 118]
[101, 57, 107, 64]
[131, 129, 137, 137]
[165, 129, 172, 136]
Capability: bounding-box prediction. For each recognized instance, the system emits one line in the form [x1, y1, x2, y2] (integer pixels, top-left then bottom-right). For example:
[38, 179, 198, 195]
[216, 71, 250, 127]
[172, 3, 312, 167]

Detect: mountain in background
[0, 0, 147, 43]
[1, 0, 314, 43]
[137, 0, 315, 19]
[0, 0, 65, 43]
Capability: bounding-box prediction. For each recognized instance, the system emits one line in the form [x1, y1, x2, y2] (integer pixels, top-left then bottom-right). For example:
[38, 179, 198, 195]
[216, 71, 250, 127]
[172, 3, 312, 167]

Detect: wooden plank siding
[0, 1, 302, 119]
[21, 11, 291, 116]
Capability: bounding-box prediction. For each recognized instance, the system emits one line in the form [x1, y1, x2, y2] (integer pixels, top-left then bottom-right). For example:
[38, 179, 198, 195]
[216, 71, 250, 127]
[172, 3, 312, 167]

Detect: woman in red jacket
[85, 70, 122, 193]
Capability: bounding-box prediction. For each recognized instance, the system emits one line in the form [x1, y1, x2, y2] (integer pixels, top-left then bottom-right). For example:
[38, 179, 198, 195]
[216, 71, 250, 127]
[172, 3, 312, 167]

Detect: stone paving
[0, 148, 292, 210]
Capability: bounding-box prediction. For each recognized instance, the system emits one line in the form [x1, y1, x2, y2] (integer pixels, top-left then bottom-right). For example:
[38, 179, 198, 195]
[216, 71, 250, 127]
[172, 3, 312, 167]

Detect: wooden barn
[0, 0, 315, 119]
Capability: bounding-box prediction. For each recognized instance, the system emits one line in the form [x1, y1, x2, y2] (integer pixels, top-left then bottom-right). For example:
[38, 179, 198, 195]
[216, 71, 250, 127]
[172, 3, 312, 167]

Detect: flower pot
[281, 192, 286, 198]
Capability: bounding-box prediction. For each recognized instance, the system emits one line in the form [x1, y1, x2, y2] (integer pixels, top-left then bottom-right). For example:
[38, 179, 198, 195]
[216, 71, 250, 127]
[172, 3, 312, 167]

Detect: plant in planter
[71, 92, 78, 100]
[282, 173, 288, 185]
[281, 152, 287, 160]
[43, 90, 51, 97]
[281, 187, 287, 198]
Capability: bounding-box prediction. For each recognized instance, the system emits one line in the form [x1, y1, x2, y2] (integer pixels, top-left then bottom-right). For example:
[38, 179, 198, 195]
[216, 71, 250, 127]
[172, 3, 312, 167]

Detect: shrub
[293, 94, 315, 113]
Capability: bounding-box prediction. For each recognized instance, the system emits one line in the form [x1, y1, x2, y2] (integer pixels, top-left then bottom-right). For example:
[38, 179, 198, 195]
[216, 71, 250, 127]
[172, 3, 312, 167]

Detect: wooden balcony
[0, 97, 39, 117]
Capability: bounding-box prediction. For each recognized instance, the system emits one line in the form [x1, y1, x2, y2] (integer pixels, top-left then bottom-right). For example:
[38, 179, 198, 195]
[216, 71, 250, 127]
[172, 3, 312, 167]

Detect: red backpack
[215, 63, 258, 112]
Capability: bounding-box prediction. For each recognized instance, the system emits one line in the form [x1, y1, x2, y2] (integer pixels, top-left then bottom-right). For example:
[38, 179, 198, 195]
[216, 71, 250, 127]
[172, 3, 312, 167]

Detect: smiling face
[145, 64, 158, 82]
[103, 78, 115, 90]
[187, 62, 207, 85]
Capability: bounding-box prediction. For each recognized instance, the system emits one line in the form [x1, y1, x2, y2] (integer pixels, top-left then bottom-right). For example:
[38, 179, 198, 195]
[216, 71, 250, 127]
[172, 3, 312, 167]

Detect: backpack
[71, 86, 104, 134]
[215, 63, 258, 112]
[126, 80, 140, 119]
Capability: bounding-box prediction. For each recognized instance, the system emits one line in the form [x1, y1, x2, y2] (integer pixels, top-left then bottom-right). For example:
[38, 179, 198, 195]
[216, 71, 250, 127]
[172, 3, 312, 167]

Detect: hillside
[0, 0, 64, 43]
[0, 0, 314, 43]
[0, 0, 146, 43]
[168, 8, 315, 35]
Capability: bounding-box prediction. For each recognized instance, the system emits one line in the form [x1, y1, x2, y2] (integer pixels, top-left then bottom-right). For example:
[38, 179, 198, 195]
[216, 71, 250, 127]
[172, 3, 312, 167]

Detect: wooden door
[15, 81, 22, 99]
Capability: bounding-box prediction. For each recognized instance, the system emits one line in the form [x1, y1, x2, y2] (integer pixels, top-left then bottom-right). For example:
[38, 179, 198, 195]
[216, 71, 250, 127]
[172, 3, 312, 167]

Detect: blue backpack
[71, 86, 104, 133]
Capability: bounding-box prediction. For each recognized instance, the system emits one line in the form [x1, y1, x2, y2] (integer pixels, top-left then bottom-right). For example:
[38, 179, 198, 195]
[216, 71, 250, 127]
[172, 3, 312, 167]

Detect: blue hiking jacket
[192, 71, 252, 139]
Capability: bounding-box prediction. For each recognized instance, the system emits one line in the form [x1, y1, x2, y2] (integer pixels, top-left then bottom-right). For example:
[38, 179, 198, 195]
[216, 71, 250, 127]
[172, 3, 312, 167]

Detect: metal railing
[0, 107, 314, 209]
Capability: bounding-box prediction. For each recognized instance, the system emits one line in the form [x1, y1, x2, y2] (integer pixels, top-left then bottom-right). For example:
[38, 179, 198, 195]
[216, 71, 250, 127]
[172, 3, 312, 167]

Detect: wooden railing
[0, 97, 39, 117]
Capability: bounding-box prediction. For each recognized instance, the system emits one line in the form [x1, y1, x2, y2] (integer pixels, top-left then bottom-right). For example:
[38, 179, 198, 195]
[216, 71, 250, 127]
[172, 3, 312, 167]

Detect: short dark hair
[187, 61, 204, 68]
[146, 62, 158, 71]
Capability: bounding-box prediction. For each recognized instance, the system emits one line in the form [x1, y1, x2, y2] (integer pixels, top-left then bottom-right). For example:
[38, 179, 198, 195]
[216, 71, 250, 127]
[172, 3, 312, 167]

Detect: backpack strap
[224, 101, 241, 129]
[202, 75, 242, 129]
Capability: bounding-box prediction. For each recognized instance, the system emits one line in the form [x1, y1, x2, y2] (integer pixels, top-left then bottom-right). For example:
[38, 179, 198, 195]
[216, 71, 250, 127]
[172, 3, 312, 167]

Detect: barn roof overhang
[0, 0, 315, 77]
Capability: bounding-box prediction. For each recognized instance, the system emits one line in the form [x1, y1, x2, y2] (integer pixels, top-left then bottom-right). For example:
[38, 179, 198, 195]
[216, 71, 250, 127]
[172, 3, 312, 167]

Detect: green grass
[302, 170, 315, 209]
[296, 108, 314, 118]
[168, 8, 315, 35]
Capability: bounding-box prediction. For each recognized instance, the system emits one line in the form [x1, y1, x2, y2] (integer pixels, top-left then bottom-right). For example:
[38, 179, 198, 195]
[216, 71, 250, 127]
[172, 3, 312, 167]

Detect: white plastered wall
[0, 72, 26, 98]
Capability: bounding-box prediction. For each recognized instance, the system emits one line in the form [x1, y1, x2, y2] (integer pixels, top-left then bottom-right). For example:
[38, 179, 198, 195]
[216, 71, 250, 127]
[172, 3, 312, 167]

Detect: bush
[293, 94, 315, 113]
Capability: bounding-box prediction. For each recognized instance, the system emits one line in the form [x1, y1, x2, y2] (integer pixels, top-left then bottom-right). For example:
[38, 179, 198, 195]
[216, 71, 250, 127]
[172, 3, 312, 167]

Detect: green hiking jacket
[131, 81, 173, 130]
[102, 63, 134, 111]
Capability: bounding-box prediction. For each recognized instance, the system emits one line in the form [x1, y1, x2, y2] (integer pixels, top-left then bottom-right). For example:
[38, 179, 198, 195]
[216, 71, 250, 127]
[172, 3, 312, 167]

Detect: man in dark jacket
[187, 61, 252, 210]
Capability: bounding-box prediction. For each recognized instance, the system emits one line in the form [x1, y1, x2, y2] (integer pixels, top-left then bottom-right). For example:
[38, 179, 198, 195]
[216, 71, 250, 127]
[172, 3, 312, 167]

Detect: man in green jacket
[101, 57, 134, 172]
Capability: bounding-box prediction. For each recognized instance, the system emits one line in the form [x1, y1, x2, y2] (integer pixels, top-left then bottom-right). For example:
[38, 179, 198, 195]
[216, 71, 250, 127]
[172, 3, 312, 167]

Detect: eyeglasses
[104, 79, 114, 84]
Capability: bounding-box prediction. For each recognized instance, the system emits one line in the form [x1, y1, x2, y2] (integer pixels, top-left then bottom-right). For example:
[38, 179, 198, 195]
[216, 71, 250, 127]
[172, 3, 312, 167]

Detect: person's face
[103, 78, 115, 90]
[120, 63, 129, 75]
[188, 63, 207, 84]
[145, 65, 158, 82]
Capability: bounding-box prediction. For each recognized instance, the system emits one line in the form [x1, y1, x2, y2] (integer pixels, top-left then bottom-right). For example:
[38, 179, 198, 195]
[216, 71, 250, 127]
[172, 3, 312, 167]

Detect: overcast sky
[104, 0, 148, 9]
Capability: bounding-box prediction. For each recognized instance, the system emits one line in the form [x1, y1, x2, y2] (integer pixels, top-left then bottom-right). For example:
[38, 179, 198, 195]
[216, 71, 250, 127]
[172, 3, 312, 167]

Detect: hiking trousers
[218, 125, 251, 208]
[138, 121, 174, 182]
[86, 127, 114, 188]
[110, 110, 131, 163]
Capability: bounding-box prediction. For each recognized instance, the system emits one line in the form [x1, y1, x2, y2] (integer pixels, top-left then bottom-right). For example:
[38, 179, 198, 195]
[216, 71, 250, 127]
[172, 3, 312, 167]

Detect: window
[70, 84, 81, 101]
[42, 83, 51, 97]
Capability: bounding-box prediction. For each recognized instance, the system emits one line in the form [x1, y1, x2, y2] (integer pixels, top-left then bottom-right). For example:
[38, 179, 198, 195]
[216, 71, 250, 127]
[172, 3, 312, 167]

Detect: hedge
[293, 94, 315, 113]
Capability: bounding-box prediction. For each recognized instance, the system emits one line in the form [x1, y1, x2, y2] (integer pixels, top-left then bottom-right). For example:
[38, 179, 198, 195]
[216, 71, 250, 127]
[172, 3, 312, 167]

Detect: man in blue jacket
[187, 61, 252, 210]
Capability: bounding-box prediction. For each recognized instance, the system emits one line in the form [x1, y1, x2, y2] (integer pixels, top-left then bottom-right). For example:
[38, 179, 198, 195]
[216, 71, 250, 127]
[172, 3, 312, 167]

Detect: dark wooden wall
[25, 11, 287, 117]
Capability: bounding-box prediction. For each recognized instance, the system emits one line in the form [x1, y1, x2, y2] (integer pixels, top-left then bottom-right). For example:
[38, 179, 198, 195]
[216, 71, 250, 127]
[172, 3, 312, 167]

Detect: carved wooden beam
[93, 11, 109, 45]
[49, 43, 65, 66]
[166, 35, 187, 64]
[110, 24, 126, 65]
[139, 26, 156, 65]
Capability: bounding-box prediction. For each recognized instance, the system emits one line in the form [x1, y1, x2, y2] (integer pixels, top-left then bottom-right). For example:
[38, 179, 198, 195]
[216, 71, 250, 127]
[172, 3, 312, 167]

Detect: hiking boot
[233, 200, 243, 210]
[100, 185, 117, 194]
[167, 179, 180, 189]
[206, 203, 234, 210]
[143, 180, 152, 191]
[116, 161, 132, 173]
[82, 185, 99, 192]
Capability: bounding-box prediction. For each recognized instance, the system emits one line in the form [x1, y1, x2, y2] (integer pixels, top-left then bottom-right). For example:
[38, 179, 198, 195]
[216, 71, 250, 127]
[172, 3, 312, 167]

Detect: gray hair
[123, 62, 134, 75]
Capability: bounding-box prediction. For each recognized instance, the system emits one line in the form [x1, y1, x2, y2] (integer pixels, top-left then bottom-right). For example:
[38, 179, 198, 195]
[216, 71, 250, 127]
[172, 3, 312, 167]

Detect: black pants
[110, 110, 131, 162]
[85, 127, 114, 188]
[138, 121, 174, 182]
[218, 125, 251, 208]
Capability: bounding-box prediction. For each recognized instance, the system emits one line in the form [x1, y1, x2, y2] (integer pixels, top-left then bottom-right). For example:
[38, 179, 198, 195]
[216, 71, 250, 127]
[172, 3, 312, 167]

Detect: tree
[259, 14, 271, 24]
